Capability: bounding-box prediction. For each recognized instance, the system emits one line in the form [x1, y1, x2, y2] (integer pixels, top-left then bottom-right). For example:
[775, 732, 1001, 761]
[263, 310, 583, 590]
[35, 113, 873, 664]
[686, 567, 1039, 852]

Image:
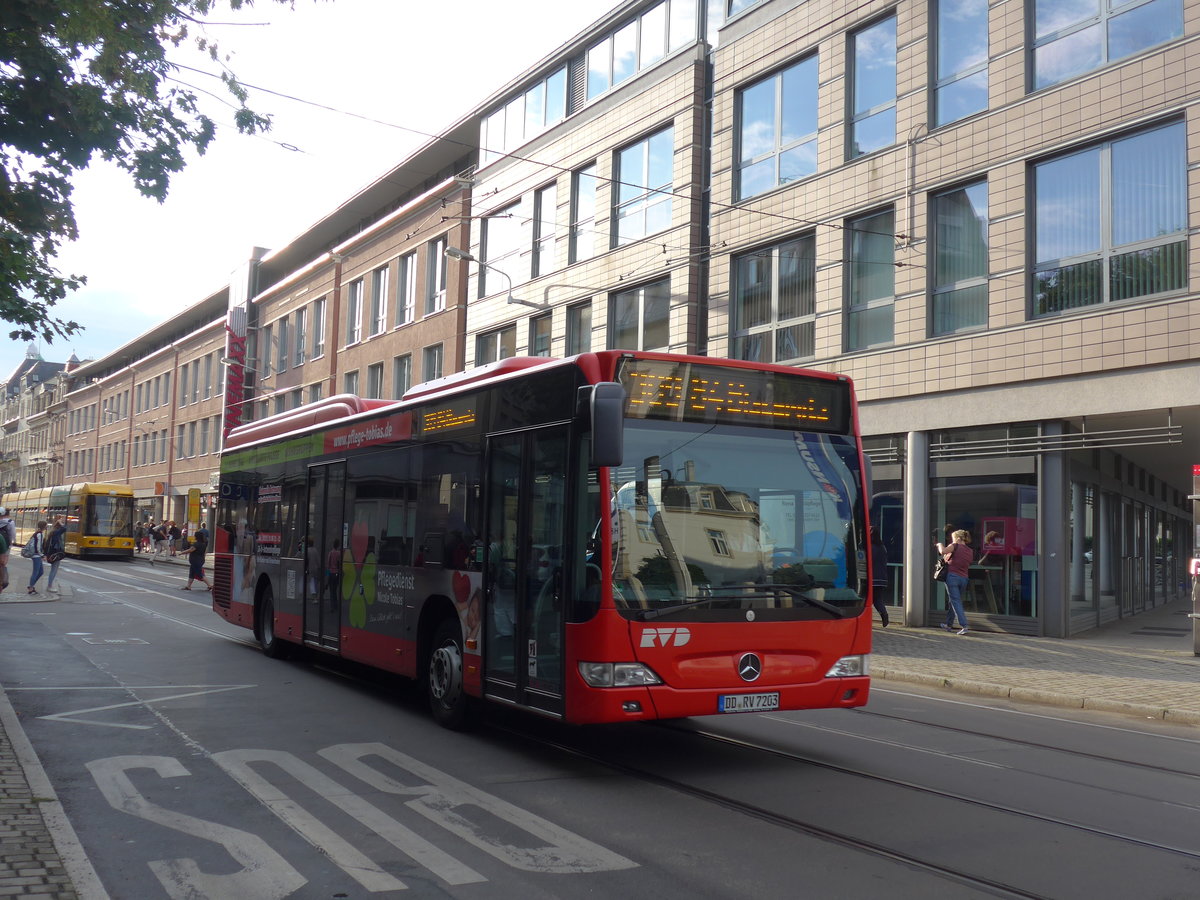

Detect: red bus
[213, 351, 872, 727]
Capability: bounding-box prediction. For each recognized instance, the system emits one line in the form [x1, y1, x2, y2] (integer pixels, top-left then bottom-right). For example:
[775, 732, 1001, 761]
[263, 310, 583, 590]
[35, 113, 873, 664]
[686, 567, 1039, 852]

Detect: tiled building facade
[16, 0, 1197, 636]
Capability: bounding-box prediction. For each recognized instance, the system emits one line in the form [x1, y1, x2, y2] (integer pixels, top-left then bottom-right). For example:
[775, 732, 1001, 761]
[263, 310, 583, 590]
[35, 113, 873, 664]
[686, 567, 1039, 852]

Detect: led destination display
[620, 360, 850, 433]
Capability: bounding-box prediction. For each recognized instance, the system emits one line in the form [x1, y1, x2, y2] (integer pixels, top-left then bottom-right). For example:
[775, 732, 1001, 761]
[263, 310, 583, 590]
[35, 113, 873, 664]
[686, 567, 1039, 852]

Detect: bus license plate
[719, 692, 780, 713]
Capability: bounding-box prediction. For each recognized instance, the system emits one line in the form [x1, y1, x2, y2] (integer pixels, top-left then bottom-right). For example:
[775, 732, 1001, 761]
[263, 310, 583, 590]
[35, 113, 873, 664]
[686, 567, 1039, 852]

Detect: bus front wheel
[427, 619, 468, 729]
[258, 587, 289, 659]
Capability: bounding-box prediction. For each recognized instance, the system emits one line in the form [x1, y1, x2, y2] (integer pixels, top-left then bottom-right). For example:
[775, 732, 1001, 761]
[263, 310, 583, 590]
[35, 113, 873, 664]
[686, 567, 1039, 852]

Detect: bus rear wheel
[258, 587, 289, 659]
[428, 619, 468, 729]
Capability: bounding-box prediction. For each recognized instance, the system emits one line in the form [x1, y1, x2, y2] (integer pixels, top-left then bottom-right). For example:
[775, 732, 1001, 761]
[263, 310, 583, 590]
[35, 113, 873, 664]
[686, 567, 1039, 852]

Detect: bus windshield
[610, 421, 866, 622]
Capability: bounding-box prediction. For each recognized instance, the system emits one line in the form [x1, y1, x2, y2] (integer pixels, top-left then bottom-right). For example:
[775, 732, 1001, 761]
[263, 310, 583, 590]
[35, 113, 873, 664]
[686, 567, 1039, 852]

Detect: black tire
[427, 618, 469, 729]
[258, 586, 289, 659]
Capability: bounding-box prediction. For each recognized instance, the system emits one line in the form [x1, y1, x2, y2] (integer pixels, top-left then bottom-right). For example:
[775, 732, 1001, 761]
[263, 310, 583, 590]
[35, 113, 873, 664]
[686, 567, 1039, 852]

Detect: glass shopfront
[931, 475, 1039, 622]
[861, 424, 1189, 636]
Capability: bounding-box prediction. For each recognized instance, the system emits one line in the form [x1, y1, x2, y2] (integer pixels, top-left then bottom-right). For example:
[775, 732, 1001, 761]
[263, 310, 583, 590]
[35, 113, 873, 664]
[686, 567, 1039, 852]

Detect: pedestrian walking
[26, 520, 47, 595]
[182, 521, 211, 591]
[0, 506, 11, 593]
[150, 521, 170, 564]
[44, 516, 67, 594]
[869, 526, 890, 627]
[168, 521, 182, 556]
[936, 529, 974, 635]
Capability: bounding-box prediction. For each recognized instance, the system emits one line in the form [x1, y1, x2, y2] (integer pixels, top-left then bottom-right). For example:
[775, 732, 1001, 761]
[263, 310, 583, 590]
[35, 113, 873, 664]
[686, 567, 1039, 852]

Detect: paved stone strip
[873, 628, 1200, 725]
[0, 690, 103, 900]
[0, 734, 78, 899]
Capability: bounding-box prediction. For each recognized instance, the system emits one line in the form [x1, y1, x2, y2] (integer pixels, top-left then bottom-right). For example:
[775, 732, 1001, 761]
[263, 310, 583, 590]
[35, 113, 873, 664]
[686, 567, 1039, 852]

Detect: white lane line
[0, 684, 111, 900]
[38, 686, 256, 731]
[54, 568, 257, 646]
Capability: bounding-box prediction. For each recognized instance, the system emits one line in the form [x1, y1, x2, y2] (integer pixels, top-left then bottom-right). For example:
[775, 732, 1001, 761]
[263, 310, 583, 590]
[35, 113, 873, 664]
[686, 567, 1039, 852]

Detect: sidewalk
[872, 597, 1200, 725]
[0, 558, 1196, 898]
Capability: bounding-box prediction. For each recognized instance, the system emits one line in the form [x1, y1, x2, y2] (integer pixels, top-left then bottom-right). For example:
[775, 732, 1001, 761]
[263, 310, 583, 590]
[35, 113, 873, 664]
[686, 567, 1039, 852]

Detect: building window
[932, 182, 989, 334]
[585, 1, 697, 102]
[482, 201, 526, 295]
[533, 182, 557, 277]
[370, 265, 388, 336]
[393, 354, 412, 400]
[480, 65, 568, 166]
[293, 307, 307, 367]
[731, 234, 816, 363]
[737, 56, 817, 200]
[346, 278, 363, 345]
[705, 528, 731, 556]
[611, 279, 670, 350]
[396, 252, 416, 326]
[366, 363, 384, 399]
[178, 366, 189, 407]
[344, 370, 359, 395]
[570, 164, 599, 263]
[423, 344, 444, 381]
[848, 16, 896, 159]
[1033, 0, 1181, 91]
[567, 301, 592, 355]
[934, 0, 988, 126]
[200, 418, 210, 456]
[476, 326, 516, 366]
[203, 354, 213, 399]
[309, 384, 322, 404]
[275, 317, 289, 373]
[846, 208, 895, 350]
[426, 236, 447, 314]
[614, 127, 673, 246]
[259, 325, 272, 377]
[312, 297, 326, 358]
[1033, 121, 1186, 316]
[530, 314, 552, 357]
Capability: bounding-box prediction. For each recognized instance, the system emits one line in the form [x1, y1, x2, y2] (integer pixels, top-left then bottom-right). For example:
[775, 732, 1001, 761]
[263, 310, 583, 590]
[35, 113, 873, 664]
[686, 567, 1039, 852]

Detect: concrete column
[1070, 481, 1086, 606]
[1098, 491, 1114, 598]
[903, 431, 929, 628]
[1040, 421, 1068, 638]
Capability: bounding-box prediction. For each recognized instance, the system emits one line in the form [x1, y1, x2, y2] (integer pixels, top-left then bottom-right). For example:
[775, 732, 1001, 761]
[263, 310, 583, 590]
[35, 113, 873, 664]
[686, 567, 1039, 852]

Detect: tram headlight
[578, 662, 663, 687]
[825, 655, 869, 678]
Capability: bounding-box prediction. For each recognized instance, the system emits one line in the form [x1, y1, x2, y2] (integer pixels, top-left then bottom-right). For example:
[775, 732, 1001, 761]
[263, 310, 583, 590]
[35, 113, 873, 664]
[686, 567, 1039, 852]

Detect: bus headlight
[578, 662, 663, 687]
[825, 655, 869, 678]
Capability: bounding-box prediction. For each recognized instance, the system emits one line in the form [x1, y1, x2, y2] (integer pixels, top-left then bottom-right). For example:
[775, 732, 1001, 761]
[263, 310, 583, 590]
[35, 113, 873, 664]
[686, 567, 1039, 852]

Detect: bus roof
[224, 395, 396, 450]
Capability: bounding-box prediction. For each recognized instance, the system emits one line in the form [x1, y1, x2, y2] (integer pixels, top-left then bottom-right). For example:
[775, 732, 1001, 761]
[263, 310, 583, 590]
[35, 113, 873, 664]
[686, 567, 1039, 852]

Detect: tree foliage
[0, 0, 290, 343]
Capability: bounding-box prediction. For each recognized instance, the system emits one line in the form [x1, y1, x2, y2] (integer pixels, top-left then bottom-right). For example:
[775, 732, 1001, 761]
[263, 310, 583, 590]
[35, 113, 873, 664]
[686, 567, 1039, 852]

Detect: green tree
[0, 0, 291, 343]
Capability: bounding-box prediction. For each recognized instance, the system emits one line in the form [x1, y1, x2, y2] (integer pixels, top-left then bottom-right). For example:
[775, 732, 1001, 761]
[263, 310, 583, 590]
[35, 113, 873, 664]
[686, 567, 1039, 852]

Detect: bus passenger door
[484, 427, 569, 716]
[305, 462, 346, 650]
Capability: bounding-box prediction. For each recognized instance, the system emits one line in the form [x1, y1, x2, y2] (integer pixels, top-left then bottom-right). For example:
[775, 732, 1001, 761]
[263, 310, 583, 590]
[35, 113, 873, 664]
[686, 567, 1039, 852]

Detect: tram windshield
[610, 421, 867, 622]
[86, 495, 136, 537]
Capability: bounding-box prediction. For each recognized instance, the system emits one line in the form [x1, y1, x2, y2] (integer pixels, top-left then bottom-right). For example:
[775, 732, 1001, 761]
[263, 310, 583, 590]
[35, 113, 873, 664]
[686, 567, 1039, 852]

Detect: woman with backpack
[25, 520, 46, 595]
[44, 517, 67, 594]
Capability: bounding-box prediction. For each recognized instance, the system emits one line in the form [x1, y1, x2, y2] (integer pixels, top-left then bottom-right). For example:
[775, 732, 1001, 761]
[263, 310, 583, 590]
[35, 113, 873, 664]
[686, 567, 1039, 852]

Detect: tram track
[488, 717, 1054, 899]
[848, 705, 1200, 783]
[483, 710, 1200, 899]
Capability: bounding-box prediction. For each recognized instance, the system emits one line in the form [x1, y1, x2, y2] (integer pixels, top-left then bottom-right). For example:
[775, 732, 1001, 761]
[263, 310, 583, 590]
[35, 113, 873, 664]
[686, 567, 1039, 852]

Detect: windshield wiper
[637, 584, 849, 620]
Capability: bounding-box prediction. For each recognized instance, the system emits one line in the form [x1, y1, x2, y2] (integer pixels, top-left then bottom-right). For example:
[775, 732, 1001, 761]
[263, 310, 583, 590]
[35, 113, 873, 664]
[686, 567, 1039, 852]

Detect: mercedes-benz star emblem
[737, 653, 762, 682]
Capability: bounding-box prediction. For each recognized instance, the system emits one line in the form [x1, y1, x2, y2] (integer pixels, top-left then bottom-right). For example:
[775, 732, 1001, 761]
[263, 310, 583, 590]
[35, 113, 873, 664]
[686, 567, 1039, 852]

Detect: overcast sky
[6, 0, 617, 380]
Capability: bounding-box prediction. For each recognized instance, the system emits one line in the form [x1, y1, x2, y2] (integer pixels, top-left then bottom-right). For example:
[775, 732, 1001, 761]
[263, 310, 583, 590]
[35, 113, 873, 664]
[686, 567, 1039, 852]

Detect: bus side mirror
[590, 382, 625, 468]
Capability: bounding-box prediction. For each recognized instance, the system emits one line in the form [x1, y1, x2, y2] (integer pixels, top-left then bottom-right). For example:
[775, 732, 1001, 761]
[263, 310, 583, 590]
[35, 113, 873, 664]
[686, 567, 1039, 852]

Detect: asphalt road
[1, 559, 1197, 899]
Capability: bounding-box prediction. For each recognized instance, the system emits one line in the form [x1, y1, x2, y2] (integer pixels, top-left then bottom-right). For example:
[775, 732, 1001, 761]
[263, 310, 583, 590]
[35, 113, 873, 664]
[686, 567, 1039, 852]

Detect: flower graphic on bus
[345, 522, 378, 628]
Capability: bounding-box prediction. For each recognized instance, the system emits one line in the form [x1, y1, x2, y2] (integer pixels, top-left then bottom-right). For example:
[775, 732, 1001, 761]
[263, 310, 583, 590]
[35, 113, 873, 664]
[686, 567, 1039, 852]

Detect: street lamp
[444, 246, 547, 309]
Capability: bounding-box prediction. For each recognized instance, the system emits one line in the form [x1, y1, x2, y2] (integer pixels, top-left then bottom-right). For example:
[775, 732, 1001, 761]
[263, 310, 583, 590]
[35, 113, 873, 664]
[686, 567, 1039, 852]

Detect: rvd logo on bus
[640, 627, 691, 647]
